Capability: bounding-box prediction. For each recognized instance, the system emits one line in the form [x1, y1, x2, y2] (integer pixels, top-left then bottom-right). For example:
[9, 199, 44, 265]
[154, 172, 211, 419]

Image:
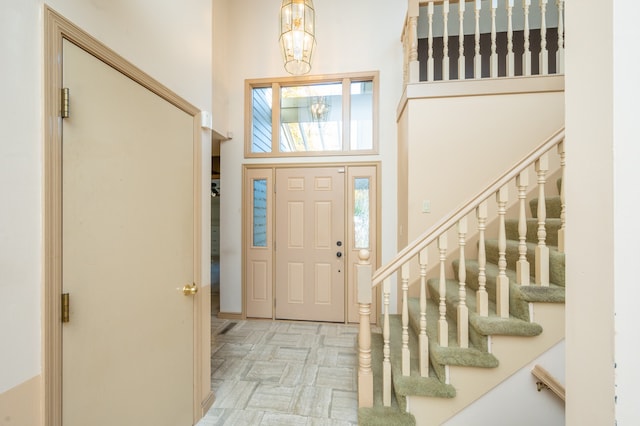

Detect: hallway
[196, 292, 360, 425]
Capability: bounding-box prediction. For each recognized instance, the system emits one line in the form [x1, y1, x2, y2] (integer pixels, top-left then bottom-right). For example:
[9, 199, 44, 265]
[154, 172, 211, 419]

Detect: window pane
[252, 179, 268, 247]
[252, 87, 273, 153]
[280, 83, 343, 152]
[350, 81, 373, 150]
[354, 178, 370, 249]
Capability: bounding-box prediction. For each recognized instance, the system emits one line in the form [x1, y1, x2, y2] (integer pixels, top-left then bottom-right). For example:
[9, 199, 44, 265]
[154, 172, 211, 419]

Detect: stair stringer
[405, 302, 564, 425]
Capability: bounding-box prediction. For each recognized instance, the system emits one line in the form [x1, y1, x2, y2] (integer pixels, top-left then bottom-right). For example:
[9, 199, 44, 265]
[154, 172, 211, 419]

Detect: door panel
[245, 169, 274, 318]
[62, 40, 194, 426]
[275, 168, 345, 322]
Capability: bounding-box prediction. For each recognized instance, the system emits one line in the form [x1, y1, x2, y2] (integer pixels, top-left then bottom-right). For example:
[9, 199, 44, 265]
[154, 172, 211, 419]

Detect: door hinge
[61, 88, 70, 118]
[61, 293, 70, 323]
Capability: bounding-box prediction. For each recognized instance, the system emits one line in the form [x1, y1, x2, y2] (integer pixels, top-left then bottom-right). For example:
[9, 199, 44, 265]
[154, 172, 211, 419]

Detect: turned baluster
[438, 234, 449, 347]
[401, 263, 410, 376]
[490, 0, 498, 78]
[476, 201, 489, 316]
[408, 10, 419, 83]
[474, 0, 482, 79]
[458, 0, 466, 80]
[556, 0, 565, 73]
[517, 171, 531, 285]
[558, 141, 566, 252]
[382, 278, 391, 406]
[419, 249, 429, 377]
[522, 0, 532, 76]
[457, 217, 469, 348]
[357, 250, 373, 407]
[506, 0, 515, 77]
[427, 2, 435, 82]
[443, 0, 450, 81]
[496, 187, 510, 318]
[535, 153, 550, 286]
[539, 0, 549, 75]
[402, 34, 408, 85]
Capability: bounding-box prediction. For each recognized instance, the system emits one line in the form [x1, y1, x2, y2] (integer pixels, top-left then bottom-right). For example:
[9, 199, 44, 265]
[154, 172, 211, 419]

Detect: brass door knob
[182, 283, 198, 296]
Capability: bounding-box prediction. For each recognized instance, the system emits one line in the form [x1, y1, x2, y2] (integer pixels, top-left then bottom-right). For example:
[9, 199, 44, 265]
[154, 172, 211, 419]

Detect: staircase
[357, 130, 566, 425]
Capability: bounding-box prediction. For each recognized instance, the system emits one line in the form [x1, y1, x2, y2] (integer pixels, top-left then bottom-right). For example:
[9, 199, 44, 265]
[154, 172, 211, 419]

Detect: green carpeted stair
[359, 181, 565, 425]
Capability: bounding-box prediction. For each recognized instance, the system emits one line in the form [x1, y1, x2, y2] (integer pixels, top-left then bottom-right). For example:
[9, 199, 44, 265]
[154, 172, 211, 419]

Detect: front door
[275, 167, 345, 322]
[61, 39, 195, 426]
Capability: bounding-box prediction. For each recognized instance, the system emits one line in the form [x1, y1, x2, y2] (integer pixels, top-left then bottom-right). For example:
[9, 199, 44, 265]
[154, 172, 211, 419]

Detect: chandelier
[279, 0, 316, 75]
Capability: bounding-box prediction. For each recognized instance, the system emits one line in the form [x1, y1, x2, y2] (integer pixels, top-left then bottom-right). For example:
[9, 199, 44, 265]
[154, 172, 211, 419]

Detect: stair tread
[458, 259, 566, 302]
[423, 279, 543, 337]
[358, 333, 417, 426]
[385, 315, 457, 398]
[405, 299, 499, 369]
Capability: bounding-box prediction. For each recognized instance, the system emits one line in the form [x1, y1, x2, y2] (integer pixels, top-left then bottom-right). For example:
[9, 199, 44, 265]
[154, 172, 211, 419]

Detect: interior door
[62, 39, 195, 426]
[275, 167, 345, 322]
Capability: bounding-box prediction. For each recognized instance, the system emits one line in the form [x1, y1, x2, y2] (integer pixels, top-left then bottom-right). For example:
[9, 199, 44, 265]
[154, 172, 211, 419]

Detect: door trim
[43, 7, 210, 425]
[241, 162, 381, 323]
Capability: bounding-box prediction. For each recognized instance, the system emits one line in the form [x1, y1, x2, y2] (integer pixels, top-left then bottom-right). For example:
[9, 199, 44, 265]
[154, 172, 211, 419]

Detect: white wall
[0, 0, 43, 394]
[0, 0, 212, 396]
[565, 0, 616, 424]
[444, 341, 565, 426]
[218, 0, 405, 314]
[613, 1, 640, 424]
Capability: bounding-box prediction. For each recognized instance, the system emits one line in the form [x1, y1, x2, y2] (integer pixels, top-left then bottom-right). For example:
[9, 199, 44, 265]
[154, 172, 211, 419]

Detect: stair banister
[359, 127, 565, 410]
[370, 126, 565, 288]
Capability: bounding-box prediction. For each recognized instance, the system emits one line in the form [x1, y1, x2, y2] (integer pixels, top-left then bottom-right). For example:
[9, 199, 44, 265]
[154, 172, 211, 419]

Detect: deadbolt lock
[182, 283, 198, 296]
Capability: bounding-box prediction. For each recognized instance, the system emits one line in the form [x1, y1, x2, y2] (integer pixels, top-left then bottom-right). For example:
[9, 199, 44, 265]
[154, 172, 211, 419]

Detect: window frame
[244, 71, 379, 158]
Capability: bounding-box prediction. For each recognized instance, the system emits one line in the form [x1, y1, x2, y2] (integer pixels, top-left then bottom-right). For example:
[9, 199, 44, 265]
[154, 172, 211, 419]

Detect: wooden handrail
[531, 364, 565, 401]
[371, 127, 565, 287]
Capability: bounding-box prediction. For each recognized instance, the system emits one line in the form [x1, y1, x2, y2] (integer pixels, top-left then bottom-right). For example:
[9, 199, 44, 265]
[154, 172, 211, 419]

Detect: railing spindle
[357, 250, 373, 407]
[419, 249, 429, 377]
[427, 2, 435, 82]
[438, 234, 449, 347]
[556, 0, 565, 73]
[490, 0, 498, 78]
[506, 0, 515, 77]
[443, 0, 450, 81]
[382, 277, 391, 406]
[476, 201, 489, 316]
[474, 0, 482, 79]
[522, 0, 532, 76]
[539, 0, 549, 75]
[535, 153, 550, 286]
[496, 186, 510, 318]
[457, 218, 469, 348]
[409, 14, 419, 83]
[401, 263, 410, 376]
[516, 171, 531, 285]
[458, 0, 466, 80]
[557, 141, 566, 252]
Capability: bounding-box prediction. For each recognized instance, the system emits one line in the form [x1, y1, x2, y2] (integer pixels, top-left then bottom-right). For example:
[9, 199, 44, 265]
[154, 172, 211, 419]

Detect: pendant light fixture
[279, 0, 316, 75]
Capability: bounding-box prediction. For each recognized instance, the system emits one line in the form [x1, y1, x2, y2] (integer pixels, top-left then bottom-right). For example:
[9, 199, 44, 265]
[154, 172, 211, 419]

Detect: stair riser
[530, 196, 562, 219]
[484, 240, 565, 287]
[505, 218, 561, 246]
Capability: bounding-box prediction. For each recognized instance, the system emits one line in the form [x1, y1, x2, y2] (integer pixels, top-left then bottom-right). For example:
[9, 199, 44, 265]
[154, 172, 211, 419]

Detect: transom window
[245, 72, 378, 157]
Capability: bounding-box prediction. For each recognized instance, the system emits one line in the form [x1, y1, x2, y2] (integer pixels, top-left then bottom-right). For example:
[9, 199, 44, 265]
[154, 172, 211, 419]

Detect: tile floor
[196, 292, 360, 426]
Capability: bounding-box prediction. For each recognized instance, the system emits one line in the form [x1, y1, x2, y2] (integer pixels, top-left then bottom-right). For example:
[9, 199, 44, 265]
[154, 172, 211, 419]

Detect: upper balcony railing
[402, 0, 565, 85]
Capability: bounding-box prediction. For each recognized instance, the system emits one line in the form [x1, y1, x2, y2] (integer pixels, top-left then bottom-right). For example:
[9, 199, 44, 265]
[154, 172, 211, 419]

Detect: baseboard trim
[201, 390, 215, 415]
[217, 312, 244, 320]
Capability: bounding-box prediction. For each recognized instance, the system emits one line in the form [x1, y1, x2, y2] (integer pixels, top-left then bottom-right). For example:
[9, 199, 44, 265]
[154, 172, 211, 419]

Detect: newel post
[357, 249, 373, 408]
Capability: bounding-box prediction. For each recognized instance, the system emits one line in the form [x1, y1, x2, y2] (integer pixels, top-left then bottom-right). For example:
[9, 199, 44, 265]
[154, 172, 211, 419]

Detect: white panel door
[62, 40, 195, 426]
[275, 167, 345, 322]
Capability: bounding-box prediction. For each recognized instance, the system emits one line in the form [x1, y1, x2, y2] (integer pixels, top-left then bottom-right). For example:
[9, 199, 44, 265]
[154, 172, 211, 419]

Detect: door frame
[242, 162, 381, 323]
[43, 7, 211, 425]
